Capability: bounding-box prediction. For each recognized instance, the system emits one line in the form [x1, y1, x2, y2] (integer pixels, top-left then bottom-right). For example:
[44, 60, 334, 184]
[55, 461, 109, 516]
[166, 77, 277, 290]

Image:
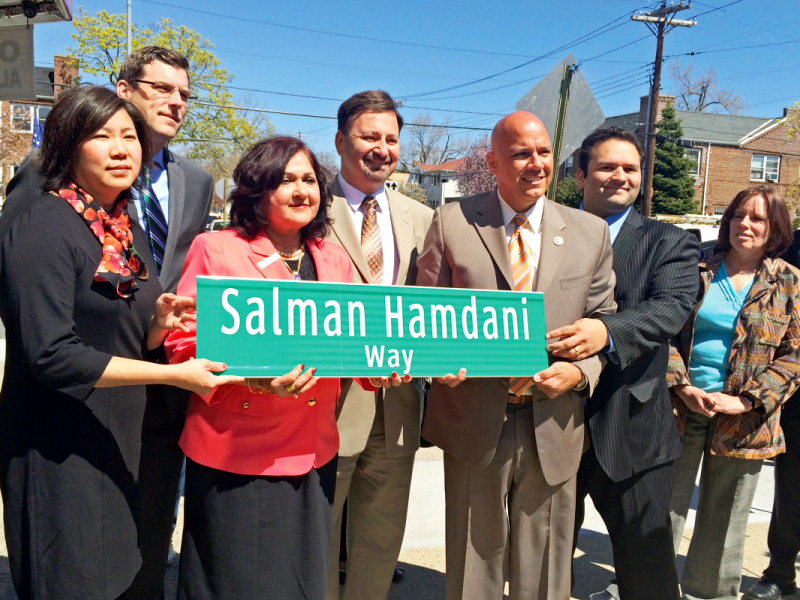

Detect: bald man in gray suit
[416, 111, 616, 600]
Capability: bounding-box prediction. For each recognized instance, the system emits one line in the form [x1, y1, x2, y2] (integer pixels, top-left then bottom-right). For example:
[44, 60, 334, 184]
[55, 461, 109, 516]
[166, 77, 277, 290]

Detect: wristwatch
[573, 372, 588, 392]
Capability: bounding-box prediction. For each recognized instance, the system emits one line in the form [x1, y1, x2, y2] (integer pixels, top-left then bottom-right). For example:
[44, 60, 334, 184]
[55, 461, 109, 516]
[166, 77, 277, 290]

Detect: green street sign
[196, 276, 549, 377]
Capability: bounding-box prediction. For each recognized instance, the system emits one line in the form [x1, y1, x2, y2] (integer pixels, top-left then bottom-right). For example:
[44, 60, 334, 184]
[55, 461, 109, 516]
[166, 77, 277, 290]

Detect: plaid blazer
[668, 246, 800, 459]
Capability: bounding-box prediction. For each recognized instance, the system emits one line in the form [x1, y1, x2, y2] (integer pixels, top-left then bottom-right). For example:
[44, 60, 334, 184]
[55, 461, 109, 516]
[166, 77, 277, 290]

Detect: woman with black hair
[0, 85, 239, 600]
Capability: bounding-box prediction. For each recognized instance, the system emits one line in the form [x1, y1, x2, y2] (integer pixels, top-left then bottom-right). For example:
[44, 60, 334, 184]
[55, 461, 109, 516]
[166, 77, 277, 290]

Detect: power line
[400, 11, 640, 99]
[192, 100, 493, 131]
[138, 0, 541, 58]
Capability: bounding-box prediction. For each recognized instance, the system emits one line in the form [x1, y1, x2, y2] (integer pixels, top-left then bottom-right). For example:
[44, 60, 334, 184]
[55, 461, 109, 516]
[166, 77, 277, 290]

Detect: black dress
[0, 192, 162, 600]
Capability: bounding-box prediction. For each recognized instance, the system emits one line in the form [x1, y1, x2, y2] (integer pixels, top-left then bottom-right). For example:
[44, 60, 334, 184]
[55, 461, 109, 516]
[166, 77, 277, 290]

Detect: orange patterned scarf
[59, 182, 149, 298]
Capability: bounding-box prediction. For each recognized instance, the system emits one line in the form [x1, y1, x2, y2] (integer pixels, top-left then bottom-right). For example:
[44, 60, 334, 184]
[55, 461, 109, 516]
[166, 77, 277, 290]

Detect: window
[685, 148, 701, 176]
[564, 155, 575, 177]
[751, 154, 780, 182]
[11, 103, 34, 132]
[10, 104, 49, 132]
[713, 206, 725, 216]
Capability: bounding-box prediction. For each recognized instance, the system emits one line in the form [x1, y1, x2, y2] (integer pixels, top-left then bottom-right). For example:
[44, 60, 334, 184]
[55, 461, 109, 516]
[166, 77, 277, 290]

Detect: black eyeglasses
[133, 79, 196, 103]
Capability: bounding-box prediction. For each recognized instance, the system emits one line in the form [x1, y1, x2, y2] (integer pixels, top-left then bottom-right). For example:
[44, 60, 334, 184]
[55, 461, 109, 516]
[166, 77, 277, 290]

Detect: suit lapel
[387, 189, 413, 285]
[163, 149, 186, 274]
[473, 190, 514, 289]
[610, 208, 643, 269]
[329, 178, 373, 283]
[536, 199, 567, 293]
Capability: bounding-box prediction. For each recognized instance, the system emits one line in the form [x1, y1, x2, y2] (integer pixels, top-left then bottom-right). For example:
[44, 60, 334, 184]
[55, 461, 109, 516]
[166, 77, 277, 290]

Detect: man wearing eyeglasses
[1, 46, 213, 600]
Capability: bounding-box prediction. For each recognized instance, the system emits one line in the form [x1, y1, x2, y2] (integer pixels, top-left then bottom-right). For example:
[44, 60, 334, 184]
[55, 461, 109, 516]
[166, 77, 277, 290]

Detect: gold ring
[285, 383, 297, 393]
[572, 347, 580, 357]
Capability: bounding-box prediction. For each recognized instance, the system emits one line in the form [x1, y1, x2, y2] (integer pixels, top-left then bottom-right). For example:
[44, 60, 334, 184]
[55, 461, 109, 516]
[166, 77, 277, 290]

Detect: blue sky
[29, 0, 800, 160]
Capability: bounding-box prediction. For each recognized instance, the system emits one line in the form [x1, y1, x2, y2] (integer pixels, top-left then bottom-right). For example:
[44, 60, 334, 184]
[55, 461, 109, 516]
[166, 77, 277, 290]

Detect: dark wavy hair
[578, 125, 644, 175]
[39, 85, 152, 198]
[718, 186, 793, 258]
[229, 136, 332, 242]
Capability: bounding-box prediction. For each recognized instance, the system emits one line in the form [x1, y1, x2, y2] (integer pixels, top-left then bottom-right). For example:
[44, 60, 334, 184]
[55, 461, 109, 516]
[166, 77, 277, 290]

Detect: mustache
[364, 152, 392, 165]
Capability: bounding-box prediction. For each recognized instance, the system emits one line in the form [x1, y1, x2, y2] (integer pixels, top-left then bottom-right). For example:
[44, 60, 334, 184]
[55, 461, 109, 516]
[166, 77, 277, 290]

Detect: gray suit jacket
[326, 178, 433, 458]
[415, 191, 617, 486]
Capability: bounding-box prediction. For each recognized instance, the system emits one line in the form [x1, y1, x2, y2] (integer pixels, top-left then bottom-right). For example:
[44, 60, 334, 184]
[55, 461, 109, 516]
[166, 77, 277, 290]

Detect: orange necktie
[509, 213, 534, 395]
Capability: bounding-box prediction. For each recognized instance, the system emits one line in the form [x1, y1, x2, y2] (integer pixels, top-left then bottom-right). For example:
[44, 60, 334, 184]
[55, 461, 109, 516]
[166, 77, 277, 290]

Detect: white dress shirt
[338, 173, 399, 285]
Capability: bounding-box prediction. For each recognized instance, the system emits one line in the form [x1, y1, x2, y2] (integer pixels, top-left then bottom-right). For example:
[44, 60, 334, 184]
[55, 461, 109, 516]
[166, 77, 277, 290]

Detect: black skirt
[177, 457, 337, 600]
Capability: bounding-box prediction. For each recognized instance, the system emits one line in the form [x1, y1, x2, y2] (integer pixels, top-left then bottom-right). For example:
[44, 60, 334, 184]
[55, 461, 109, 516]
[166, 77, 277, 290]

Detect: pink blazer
[165, 230, 363, 476]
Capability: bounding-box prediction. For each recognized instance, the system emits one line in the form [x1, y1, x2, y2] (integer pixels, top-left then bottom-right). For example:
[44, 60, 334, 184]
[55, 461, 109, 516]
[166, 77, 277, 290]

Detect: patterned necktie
[509, 213, 534, 395]
[141, 167, 168, 277]
[361, 195, 384, 283]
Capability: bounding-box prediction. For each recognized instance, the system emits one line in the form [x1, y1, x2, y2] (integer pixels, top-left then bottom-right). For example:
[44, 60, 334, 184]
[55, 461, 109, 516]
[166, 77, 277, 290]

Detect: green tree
[68, 8, 272, 162]
[554, 177, 582, 208]
[652, 105, 697, 214]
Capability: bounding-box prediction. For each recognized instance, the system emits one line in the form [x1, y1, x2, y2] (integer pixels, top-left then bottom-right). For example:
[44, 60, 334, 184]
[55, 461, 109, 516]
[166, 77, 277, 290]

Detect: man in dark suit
[744, 230, 800, 600]
[324, 90, 432, 600]
[2, 46, 213, 600]
[546, 126, 699, 600]
[416, 111, 617, 600]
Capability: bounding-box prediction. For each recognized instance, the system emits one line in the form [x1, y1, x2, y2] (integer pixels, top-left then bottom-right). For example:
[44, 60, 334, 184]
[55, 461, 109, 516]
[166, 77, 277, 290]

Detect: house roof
[603, 109, 778, 147]
[417, 158, 465, 173]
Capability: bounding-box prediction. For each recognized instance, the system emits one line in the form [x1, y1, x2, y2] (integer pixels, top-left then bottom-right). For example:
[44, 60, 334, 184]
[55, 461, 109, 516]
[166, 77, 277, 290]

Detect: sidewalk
[0, 339, 796, 598]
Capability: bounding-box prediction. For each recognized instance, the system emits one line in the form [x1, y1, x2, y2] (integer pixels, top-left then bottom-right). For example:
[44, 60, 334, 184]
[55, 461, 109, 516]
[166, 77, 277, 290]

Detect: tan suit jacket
[326, 179, 433, 457]
[416, 191, 617, 485]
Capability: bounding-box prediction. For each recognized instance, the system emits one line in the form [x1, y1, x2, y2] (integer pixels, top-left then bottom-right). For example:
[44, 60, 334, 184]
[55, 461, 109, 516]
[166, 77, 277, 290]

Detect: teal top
[688, 264, 754, 392]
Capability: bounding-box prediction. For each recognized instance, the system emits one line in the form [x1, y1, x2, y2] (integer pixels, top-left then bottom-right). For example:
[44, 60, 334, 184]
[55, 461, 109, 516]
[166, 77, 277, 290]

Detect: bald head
[486, 111, 554, 212]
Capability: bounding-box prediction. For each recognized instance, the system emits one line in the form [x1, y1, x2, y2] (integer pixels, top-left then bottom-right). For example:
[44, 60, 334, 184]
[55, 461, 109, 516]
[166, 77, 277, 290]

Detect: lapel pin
[553, 236, 564, 246]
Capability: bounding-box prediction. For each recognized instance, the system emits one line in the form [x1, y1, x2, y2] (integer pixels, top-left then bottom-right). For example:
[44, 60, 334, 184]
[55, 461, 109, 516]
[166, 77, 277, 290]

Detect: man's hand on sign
[532, 362, 583, 398]
[368, 372, 412, 389]
[436, 368, 467, 388]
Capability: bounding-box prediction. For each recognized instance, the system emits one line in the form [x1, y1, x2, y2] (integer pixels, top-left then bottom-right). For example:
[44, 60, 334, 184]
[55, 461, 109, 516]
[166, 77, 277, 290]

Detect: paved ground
[0, 338, 797, 599]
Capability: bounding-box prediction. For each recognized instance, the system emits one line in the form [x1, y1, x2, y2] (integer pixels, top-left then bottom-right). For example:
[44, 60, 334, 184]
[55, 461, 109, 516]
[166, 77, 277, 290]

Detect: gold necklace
[281, 246, 304, 280]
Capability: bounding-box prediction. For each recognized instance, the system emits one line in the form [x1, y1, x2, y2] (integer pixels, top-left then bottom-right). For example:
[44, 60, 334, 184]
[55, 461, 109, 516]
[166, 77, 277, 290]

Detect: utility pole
[632, 1, 695, 216]
[546, 62, 577, 201]
[126, 0, 132, 55]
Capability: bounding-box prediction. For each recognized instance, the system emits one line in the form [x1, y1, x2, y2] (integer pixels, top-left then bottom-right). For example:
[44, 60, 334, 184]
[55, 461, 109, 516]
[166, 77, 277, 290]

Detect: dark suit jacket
[416, 191, 617, 486]
[586, 209, 699, 482]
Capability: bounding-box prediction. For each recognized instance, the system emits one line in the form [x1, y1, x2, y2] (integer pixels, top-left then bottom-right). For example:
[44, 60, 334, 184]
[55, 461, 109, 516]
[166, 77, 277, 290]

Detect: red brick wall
[689, 119, 800, 215]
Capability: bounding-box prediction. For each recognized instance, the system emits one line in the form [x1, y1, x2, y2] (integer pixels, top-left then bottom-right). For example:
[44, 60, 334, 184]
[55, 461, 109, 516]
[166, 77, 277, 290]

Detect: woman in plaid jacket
[667, 186, 800, 600]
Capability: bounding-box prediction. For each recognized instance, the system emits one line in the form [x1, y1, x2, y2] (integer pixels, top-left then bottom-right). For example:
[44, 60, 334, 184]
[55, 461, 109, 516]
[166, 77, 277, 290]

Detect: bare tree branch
[669, 60, 746, 114]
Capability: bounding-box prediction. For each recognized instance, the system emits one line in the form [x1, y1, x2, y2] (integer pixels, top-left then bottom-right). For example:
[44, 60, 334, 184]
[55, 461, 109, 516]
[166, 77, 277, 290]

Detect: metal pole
[641, 17, 665, 217]
[547, 63, 575, 200]
[126, 0, 132, 55]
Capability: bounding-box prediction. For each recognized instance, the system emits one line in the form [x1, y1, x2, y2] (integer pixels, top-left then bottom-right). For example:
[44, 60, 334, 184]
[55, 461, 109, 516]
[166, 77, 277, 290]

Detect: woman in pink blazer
[164, 137, 393, 600]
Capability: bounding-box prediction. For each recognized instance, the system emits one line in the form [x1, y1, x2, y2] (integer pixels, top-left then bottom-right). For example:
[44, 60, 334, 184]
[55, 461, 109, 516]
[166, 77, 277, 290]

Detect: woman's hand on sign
[257, 364, 319, 397]
[368, 372, 412, 389]
[436, 368, 467, 388]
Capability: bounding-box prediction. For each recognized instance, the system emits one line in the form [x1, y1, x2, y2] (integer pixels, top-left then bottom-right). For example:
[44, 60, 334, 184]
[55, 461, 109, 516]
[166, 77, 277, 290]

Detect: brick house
[599, 95, 800, 215]
[0, 55, 78, 207]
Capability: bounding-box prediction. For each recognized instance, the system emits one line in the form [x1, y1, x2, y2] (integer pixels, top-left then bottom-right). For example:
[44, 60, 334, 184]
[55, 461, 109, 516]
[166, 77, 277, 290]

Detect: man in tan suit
[325, 90, 433, 600]
[416, 111, 616, 600]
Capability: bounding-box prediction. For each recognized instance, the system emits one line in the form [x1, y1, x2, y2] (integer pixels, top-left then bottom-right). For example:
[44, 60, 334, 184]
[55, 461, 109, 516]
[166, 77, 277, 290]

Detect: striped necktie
[509, 213, 534, 395]
[141, 167, 168, 277]
[361, 195, 384, 283]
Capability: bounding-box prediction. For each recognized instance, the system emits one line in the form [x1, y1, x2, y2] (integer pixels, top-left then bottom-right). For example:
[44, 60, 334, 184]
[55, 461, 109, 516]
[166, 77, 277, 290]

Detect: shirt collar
[579, 203, 631, 245]
[338, 173, 388, 214]
[151, 148, 166, 171]
[497, 190, 544, 234]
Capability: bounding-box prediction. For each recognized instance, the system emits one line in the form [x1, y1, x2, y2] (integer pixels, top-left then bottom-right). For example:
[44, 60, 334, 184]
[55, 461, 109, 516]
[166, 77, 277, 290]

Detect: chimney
[53, 55, 78, 100]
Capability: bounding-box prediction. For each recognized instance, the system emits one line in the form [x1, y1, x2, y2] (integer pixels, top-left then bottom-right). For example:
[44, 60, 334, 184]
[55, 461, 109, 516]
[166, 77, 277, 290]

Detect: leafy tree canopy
[68, 8, 272, 162]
